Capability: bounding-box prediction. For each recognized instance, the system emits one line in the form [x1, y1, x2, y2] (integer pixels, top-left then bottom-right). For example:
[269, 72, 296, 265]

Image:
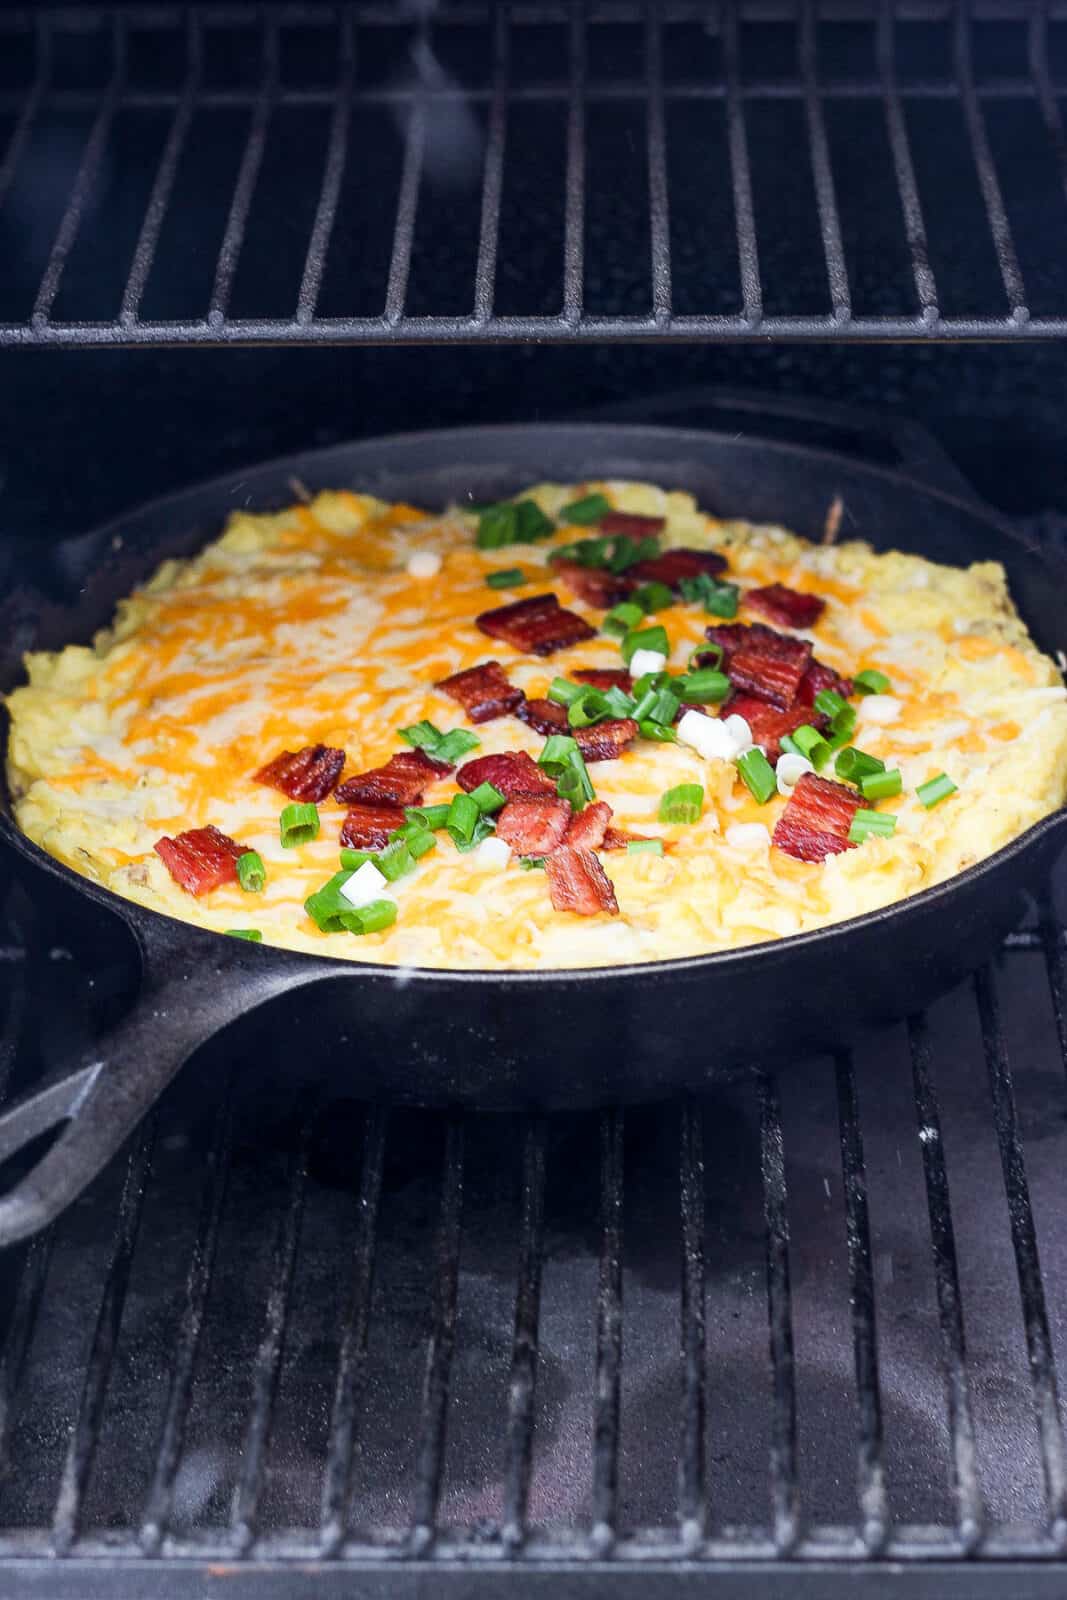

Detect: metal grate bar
[320, 1106, 388, 1555]
[1030, 2, 1067, 218]
[878, 0, 939, 320]
[646, 0, 672, 323]
[800, 0, 852, 321]
[0, 16, 51, 211]
[0, 1233, 53, 1480]
[473, 4, 510, 323]
[139, 1080, 236, 1555]
[501, 1117, 547, 1549]
[119, 14, 202, 324]
[229, 1104, 311, 1555]
[383, 101, 427, 327]
[410, 1115, 465, 1553]
[208, 13, 278, 325]
[295, 11, 354, 325]
[907, 1014, 983, 1549]
[976, 966, 1067, 1538]
[954, 0, 1028, 322]
[834, 1052, 888, 1553]
[759, 1073, 799, 1554]
[591, 1107, 624, 1553]
[678, 1099, 706, 1545]
[723, 0, 762, 323]
[52, 1116, 155, 1554]
[32, 17, 126, 326]
[1039, 894, 1067, 1074]
[562, 0, 587, 325]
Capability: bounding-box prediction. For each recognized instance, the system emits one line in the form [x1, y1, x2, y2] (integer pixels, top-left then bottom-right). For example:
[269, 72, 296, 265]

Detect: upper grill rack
[5, 2, 1067, 346]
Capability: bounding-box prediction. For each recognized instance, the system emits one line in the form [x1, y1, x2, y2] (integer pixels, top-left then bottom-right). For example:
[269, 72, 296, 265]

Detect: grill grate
[4, 2, 1067, 346]
[0, 852, 1066, 1592]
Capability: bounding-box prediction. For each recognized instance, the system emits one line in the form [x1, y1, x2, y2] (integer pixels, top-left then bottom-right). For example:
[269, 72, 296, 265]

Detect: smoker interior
[4, 2, 1067, 1596]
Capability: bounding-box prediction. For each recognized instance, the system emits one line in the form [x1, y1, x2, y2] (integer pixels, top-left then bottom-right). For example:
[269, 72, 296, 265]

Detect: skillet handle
[0, 919, 332, 1248]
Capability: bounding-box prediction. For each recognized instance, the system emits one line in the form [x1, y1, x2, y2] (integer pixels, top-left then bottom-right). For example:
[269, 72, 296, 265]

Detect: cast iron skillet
[0, 422, 1065, 1247]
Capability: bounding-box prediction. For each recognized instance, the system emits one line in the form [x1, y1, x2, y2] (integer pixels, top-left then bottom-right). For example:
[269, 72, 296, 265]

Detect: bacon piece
[456, 751, 556, 799]
[601, 827, 655, 851]
[335, 750, 446, 808]
[726, 694, 828, 763]
[435, 659, 524, 723]
[772, 772, 860, 863]
[599, 511, 666, 538]
[746, 583, 826, 630]
[548, 559, 635, 610]
[572, 668, 634, 692]
[517, 697, 568, 736]
[496, 796, 572, 857]
[628, 547, 728, 588]
[706, 621, 813, 709]
[254, 744, 345, 802]
[574, 718, 638, 761]
[155, 825, 251, 898]
[476, 593, 596, 656]
[545, 845, 620, 916]
[340, 804, 406, 850]
[797, 658, 853, 707]
[564, 800, 613, 850]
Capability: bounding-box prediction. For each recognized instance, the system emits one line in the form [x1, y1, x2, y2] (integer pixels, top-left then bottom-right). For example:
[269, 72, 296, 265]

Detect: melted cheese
[7, 481, 1067, 969]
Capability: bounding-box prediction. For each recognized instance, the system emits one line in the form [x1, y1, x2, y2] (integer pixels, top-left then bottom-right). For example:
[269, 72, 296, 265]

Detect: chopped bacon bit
[517, 697, 568, 737]
[565, 800, 613, 850]
[574, 718, 638, 762]
[155, 826, 251, 898]
[545, 845, 620, 916]
[628, 547, 728, 588]
[435, 659, 524, 723]
[456, 751, 556, 798]
[725, 695, 827, 763]
[706, 621, 813, 709]
[548, 559, 636, 610]
[254, 744, 346, 803]
[599, 511, 666, 538]
[772, 773, 860, 863]
[797, 658, 853, 707]
[476, 592, 596, 656]
[339, 804, 406, 850]
[335, 750, 446, 808]
[601, 826, 653, 851]
[572, 667, 634, 692]
[746, 583, 826, 630]
[496, 796, 572, 857]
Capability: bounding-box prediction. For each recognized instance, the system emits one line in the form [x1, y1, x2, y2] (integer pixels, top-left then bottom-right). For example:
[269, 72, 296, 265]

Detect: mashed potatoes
[7, 481, 1067, 969]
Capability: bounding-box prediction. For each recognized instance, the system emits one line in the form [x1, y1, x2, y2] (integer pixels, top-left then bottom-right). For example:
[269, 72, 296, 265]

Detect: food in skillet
[7, 482, 1067, 969]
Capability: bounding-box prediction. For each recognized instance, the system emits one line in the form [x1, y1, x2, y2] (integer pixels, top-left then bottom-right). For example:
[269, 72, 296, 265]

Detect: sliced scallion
[568, 688, 612, 728]
[548, 676, 584, 706]
[403, 802, 451, 832]
[519, 857, 547, 870]
[236, 851, 266, 892]
[225, 928, 262, 941]
[737, 747, 776, 804]
[627, 838, 664, 856]
[486, 567, 526, 589]
[632, 580, 674, 615]
[398, 721, 480, 764]
[445, 792, 481, 848]
[560, 492, 611, 525]
[676, 668, 731, 704]
[859, 768, 903, 801]
[476, 502, 518, 549]
[375, 837, 418, 882]
[792, 724, 832, 770]
[917, 772, 958, 808]
[468, 781, 507, 815]
[678, 571, 738, 618]
[834, 746, 885, 783]
[602, 600, 645, 638]
[280, 802, 319, 849]
[848, 809, 898, 844]
[658, 783, 704, 824]
[622, 623, 669, 666]
[340, 847, 377, 871]
[814, 688, 849, 721]
[305, 872, 397, 935]
[853, 668, 891, 696]
[406, 828, 437, 860]
[514, 499, 554, 542]
[638, 719, 678, 742]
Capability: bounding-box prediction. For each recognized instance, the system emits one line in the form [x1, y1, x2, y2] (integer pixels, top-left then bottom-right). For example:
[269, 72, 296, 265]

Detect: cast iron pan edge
[0, 423, 1064, 1246]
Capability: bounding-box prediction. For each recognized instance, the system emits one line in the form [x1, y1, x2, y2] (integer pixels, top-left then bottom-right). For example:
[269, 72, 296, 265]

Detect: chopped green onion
[468, 781, 507, 815]
[398, 721, 480, 764]
[917, 772, 958, 808]
[737, 747, 776, 804]
[632, 581, 675, 615]
[538, 734, 594, 809]
[848, 809, 898, 844]
[814, 688, 849, 721]
[548, 676, 584, 706]
[830, 705, 857, 743]
[854, 668, 891, 696]
[556, 760, 594, 811]
[676, 668, 731, 704]
[568, 688, 612, 728]
[406, 828, 437, 861]
[236, 851, 266, 893]
[554, 535, 611, 567]
[348, 899, 399, 934]
[538, 733, 580, 771]
[602, 686, 637, 717]
[859, 768, 903, 801]
[658, 783, 704, 825]
[280, 802, 319, 848]
[560, 492, 611, 525]
[608, 535, 660, 574]
[792, 724, 832, 770]
[375, 837, 418, 882]
[779, 733, 802, 759]
[834, 746, 885, 783]
[305, 873, 398, 935]
[476, 502, 518, 549]
[627, 838, 664, 856]
[602, 600, 645, 638]
[692, 641, 723, 671]
[486, 567, 526, 589]
[622, 624, 669, 666]
[445, 792, 481, 848]
[514, 499, 555, 542]
[225, 928, 262, 941]
[403, 803, 451, 832]
[340, 848, 377, 871]
[648, 685, 682, 725]
[638, 719, 678, 742]
[519, 857, 546, 870]
[679, 571, 739, 618]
